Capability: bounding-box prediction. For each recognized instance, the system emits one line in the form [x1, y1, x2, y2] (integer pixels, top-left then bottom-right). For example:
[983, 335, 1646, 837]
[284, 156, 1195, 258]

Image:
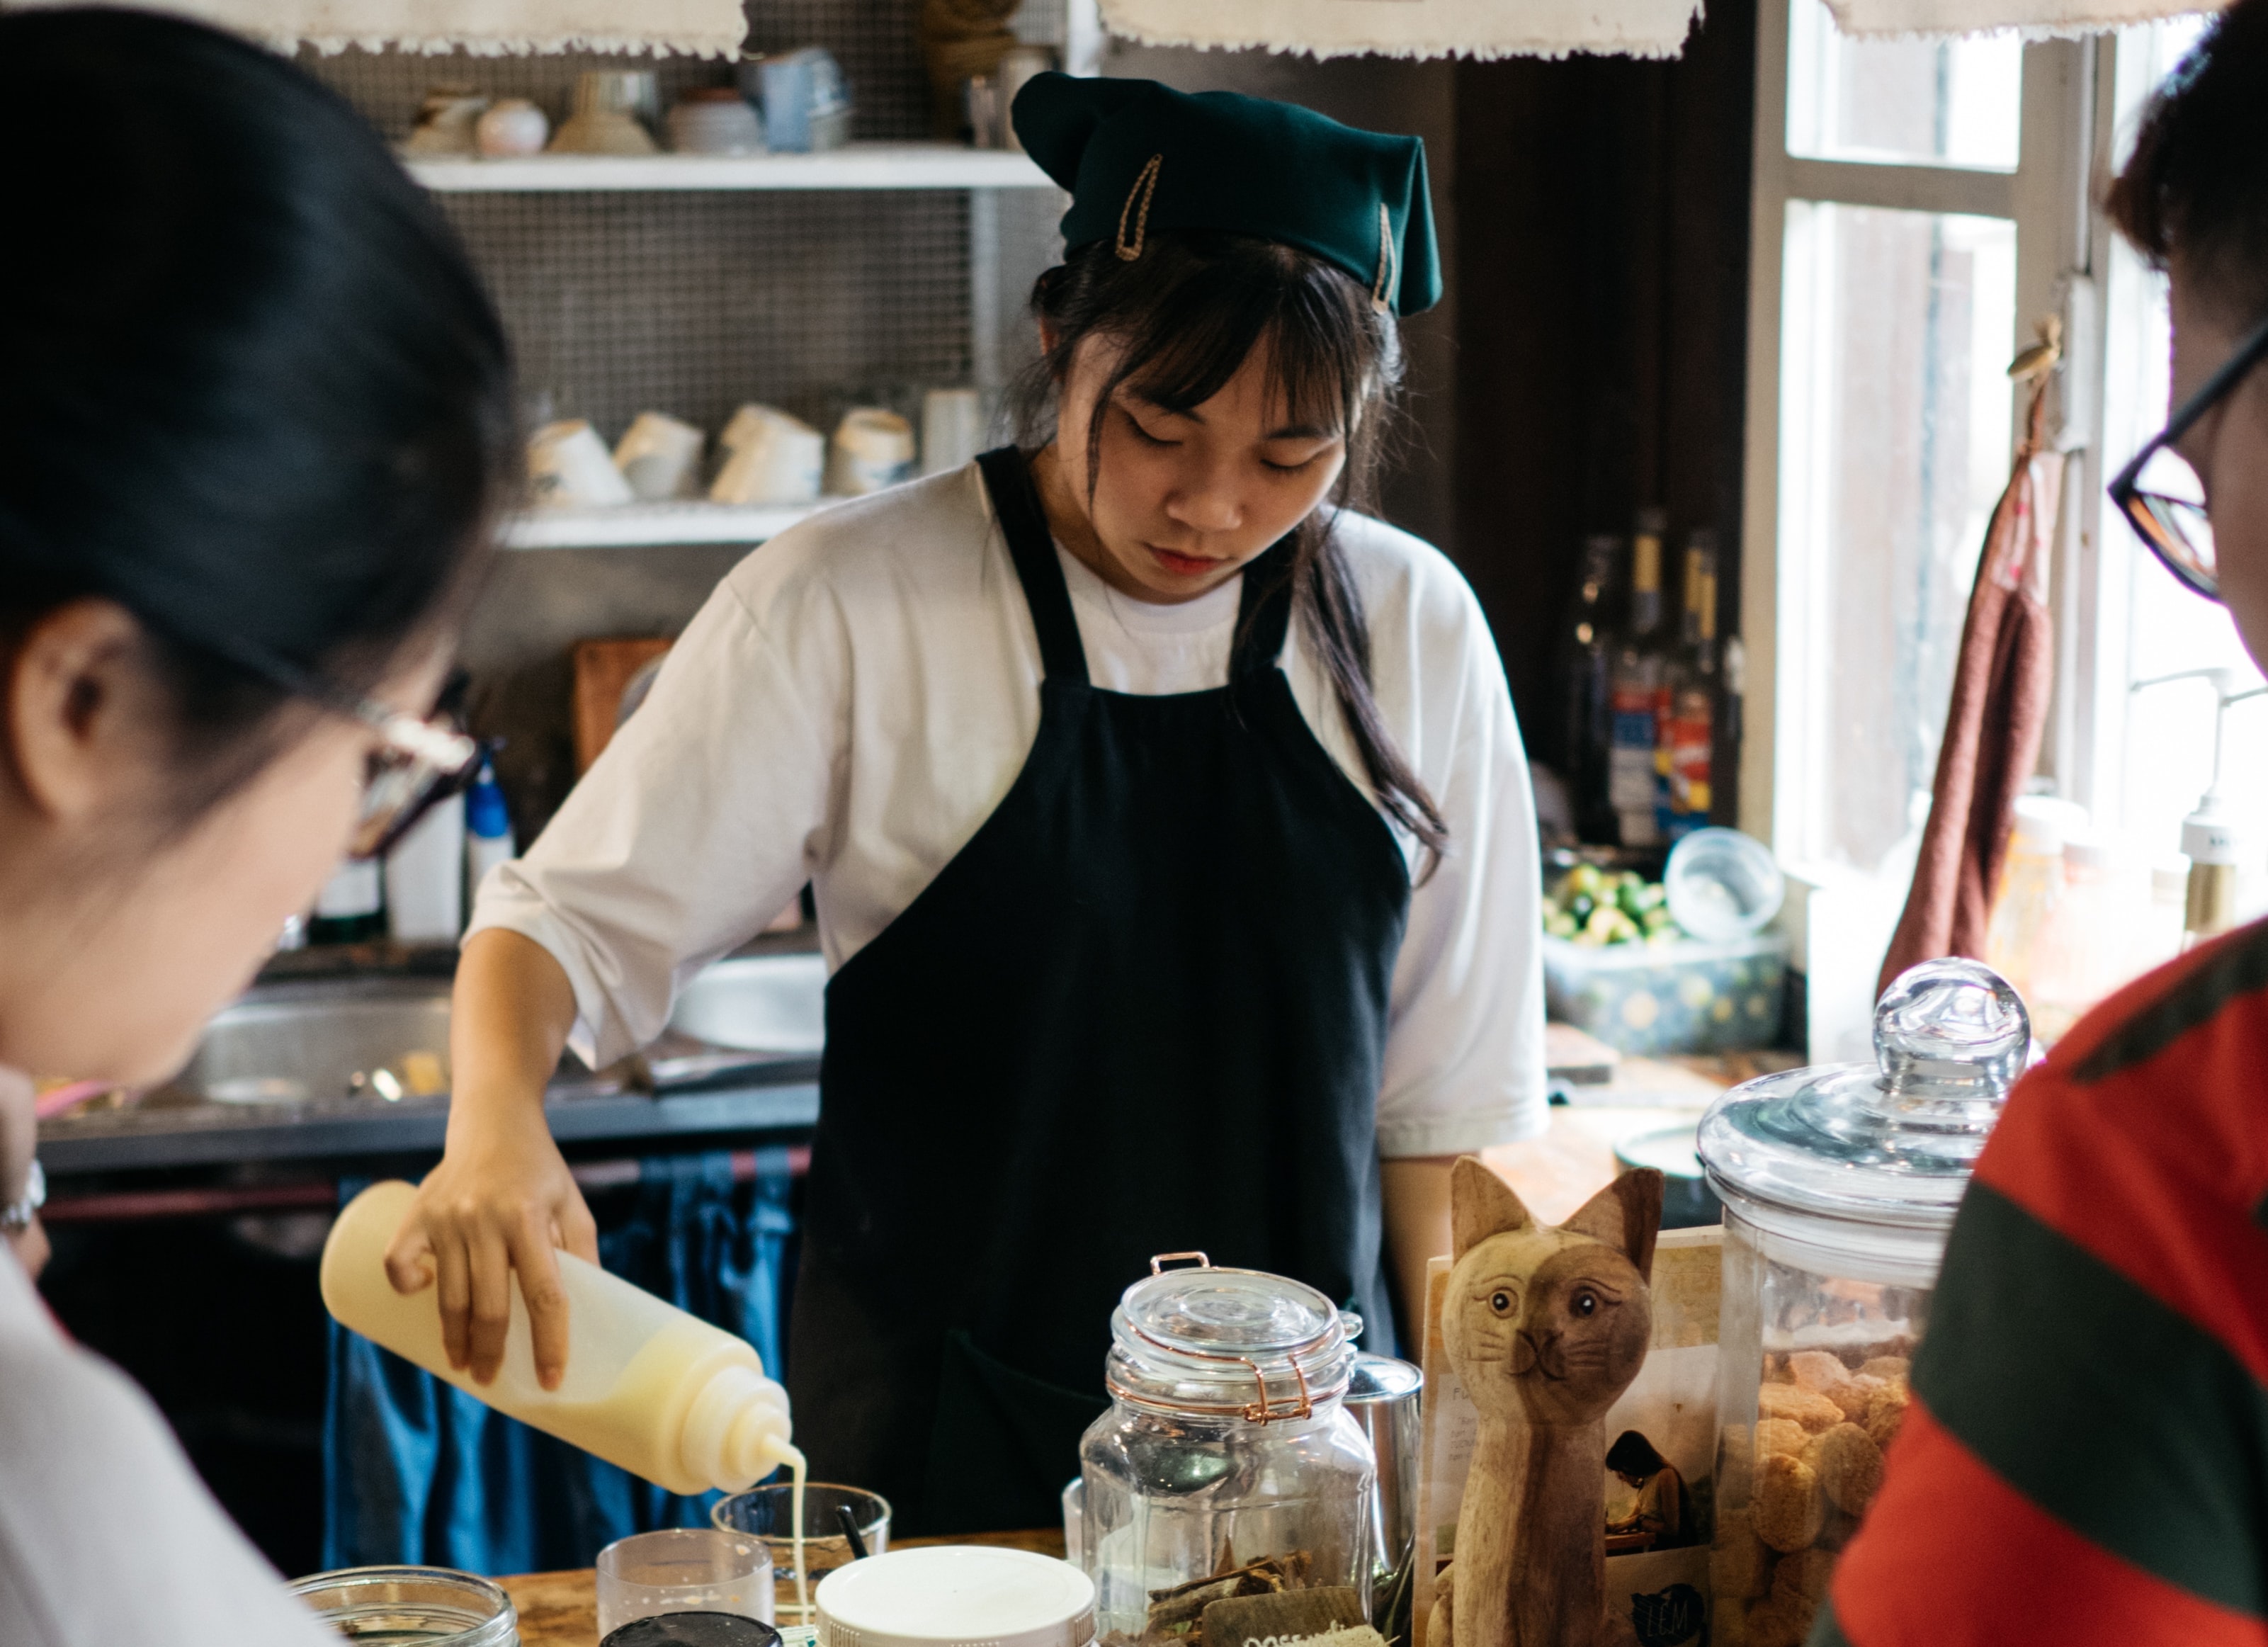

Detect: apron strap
[977, 446, 1090, 687]
[1231, 539, 1298, 679]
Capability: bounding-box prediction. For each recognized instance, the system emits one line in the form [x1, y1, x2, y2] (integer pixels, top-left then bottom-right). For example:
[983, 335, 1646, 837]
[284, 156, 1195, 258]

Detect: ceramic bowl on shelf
[475, 97, 548, 157]
[550, 70, 660, 156]
[400, 87, 488, 156]
[668, 88, 766, 156]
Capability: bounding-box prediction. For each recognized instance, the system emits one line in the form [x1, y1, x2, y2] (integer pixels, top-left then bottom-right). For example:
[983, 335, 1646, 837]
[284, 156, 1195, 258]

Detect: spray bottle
[2130, 667, 2267, 948]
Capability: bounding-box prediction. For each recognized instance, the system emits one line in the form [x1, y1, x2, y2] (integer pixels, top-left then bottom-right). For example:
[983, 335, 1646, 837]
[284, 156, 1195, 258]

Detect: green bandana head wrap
[1010, 72, 1442, 318]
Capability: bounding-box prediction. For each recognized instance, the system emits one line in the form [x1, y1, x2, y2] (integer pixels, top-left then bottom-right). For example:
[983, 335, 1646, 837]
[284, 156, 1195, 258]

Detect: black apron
[786, 448, 1412, 1535]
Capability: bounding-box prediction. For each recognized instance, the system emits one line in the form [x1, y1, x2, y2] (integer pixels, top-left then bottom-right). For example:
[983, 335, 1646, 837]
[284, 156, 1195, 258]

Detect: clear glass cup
[596, 1529, 774, 1639]
[288, 1565, 518, 1645]
[710, 1483, 890, 1623]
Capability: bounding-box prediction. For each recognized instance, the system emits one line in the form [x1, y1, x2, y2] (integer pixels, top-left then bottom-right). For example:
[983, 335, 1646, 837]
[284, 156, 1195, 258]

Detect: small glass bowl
[288, 1565, 517, 1645]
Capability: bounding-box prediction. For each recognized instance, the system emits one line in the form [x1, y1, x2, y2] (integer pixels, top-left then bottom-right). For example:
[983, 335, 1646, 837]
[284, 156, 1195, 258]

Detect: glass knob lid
[1108, 1257, 1354, 1414]
[1696, 958, 2034, 1232]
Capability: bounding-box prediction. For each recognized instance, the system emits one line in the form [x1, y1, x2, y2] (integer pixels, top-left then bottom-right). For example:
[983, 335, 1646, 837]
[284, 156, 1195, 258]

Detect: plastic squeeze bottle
[322, 1179, 798, 1495]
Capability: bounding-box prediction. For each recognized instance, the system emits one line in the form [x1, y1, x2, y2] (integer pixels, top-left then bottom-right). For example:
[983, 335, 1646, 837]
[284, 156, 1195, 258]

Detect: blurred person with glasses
[1812, 4, 2268, 1645]
[0, 10, 513, 1644]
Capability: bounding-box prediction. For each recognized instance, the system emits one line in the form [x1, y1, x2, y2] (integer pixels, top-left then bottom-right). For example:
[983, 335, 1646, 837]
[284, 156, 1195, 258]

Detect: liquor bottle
[309, 859, 385, 945]
[1607, 509, 1669, 847]
[1555, 533, 1621, 842]
[1657, 529, 1719, 842]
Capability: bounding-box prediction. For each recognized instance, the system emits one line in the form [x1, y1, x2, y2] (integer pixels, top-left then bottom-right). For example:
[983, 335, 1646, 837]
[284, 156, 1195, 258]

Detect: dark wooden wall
[1451, 0, 1759, 783]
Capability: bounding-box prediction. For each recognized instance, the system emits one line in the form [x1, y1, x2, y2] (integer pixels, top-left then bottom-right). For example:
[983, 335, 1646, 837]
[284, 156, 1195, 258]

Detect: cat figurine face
[1441, 1160, 1660, 1429]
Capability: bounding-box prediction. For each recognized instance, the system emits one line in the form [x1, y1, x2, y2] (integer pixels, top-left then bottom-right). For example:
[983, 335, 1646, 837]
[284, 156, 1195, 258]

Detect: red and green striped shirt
[1817, 919, 2268, 1647]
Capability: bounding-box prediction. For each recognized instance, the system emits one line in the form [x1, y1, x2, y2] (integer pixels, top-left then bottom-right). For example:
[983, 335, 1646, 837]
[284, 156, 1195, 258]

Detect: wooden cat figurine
[1429, 1158, 1662, 1647]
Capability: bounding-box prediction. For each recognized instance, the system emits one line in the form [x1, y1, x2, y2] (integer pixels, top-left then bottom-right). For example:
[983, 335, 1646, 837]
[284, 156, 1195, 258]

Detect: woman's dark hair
[2107, 0, 2268, 323]
[1606, 1430, 1667, 1476]
[0, 8, 516, 817]
[1012, 230, 1449, 865]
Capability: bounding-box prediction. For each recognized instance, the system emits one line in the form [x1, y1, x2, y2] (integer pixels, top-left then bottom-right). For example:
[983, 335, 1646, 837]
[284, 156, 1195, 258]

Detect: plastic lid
[606, 1614, 781, 1647]
[1106, 1257, 1354, 1420]
[1696, 958, 2029, 1240]
[815, 1547, 1094, 1647]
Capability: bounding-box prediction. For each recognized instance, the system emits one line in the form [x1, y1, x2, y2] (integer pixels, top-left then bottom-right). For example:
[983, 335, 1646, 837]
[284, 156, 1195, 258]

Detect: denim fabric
[322, 1148, 797, 1573]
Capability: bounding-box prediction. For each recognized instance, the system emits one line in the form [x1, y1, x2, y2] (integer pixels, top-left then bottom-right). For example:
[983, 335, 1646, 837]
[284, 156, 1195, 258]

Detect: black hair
[0, 7, 516, 817]
[1606, 1430, 1668, 1476]
[1011, 230, 1450, 867]
[2107, 0, 2268, 323]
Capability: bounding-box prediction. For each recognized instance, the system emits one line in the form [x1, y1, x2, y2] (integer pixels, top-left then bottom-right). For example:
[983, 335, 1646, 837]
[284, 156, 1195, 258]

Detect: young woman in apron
[388, 74, 1548, 1534]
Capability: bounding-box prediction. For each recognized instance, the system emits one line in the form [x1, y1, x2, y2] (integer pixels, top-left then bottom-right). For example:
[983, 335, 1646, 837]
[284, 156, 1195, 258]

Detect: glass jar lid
[1106, 1254, 1354, 1422]
[1696, 958, 2030, 1237]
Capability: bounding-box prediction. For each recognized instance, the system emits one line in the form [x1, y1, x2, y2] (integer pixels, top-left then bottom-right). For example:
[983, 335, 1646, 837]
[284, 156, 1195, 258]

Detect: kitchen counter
[36, 1065, 820, 1175]
[501, 1529, 1068, 1647]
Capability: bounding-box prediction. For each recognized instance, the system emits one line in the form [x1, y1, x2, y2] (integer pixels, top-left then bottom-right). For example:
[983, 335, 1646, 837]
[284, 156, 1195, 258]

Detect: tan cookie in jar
[1754, 1451, 1825, 1552]
[1861, 1379, 1910, 1449]
[1756, 1417, 1810, 1458]
[1711, 1507, 1772, 1600]
[1744, 1590, 1818, 1647]
[1828, 1372, 1884, 1421]
[1859, 1355, 1911, 1384]
[1759, 1380, 1844, 1433]
[1803, 1421, 1886, 1515]
[1770, 1547, 1836, 1604]
[1788, 1350, 1856, 1395]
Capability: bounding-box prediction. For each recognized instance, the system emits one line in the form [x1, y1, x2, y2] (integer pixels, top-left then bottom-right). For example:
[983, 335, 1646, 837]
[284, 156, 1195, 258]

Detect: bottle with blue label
[464, 755, 516, 907]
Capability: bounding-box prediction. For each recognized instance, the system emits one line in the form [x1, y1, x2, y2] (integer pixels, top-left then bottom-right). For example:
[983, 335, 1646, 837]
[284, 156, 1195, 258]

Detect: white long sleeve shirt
[0, 1247, 334, 1647]
[472, 462, 1546, 1158]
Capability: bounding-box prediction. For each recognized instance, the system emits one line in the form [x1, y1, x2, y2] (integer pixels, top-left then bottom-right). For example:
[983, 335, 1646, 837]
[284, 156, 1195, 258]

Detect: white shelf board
[408, 145, 1055, 193]
[503, 499, 841, 550]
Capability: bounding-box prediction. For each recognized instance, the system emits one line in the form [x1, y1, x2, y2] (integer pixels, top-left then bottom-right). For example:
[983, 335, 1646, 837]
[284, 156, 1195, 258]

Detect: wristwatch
[2, 1159, 45, 1234]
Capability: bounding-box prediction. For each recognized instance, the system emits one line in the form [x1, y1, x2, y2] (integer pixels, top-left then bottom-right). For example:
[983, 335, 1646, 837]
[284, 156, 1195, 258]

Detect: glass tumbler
[596, 1529, 773, 1638]
[711, 1483, 890, 1623]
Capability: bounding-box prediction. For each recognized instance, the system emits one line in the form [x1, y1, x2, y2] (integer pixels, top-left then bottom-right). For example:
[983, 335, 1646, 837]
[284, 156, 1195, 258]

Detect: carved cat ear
[1451, 1156, 1535, 1260]
[1563, 1168, 1665, 1280]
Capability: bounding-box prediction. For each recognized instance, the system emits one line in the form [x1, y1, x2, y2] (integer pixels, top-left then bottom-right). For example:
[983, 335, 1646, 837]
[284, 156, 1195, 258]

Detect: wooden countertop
[502, 1529, 1067, 1647]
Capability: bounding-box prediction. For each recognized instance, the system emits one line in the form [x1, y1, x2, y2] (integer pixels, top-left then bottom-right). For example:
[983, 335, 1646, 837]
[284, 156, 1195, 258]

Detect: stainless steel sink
[162, 978, 453, 1106]
[666, 953, 827, 1054]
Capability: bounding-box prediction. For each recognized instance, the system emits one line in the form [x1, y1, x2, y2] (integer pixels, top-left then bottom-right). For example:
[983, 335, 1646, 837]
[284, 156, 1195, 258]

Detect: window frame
[1737, 4, 2110, 1052]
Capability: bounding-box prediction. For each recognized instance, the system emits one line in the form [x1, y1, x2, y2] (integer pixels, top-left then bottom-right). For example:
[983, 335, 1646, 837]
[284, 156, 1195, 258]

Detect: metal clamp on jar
[1696, 958, 2030, 1646]
[1077, 1255, 1376, 1647]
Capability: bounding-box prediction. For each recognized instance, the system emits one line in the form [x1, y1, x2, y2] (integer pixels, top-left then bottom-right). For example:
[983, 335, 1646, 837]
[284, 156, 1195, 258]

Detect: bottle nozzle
[683, 1363, 796, 1493]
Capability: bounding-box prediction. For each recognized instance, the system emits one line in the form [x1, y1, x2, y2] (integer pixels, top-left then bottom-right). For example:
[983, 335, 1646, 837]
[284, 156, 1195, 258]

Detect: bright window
[1786, 0, 2022, 171]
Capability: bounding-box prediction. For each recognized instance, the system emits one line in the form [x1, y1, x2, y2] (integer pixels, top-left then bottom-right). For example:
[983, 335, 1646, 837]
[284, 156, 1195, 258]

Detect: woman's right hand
[384, 1108, 596, 1389]
[385, 928, 591, 1389]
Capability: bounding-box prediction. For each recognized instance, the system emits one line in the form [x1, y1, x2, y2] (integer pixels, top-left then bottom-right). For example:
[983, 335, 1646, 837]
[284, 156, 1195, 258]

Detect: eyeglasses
[2108, 310, 2268, 603]
[195, 630, 482, 862]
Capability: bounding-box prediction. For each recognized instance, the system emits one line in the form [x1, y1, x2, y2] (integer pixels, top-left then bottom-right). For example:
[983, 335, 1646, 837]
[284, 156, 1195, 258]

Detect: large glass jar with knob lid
[1078, 1255, 1376, 1647]
[1696, 958, 2029, 1647]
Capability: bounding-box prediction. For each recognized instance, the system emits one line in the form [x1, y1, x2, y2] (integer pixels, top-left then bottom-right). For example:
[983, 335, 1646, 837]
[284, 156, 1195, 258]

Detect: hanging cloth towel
[322, 1148, 797, 1574]
[4, 0, 744, 57]
[1878, 374, 2062, 997]
[1092, 0, 1703, 62]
